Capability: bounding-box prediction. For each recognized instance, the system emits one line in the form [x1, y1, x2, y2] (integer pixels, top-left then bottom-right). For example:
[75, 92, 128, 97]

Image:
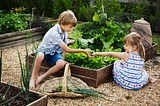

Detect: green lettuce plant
[65, 13, 131, 69]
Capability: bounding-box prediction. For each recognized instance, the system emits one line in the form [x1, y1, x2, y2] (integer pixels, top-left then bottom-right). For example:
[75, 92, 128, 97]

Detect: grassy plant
[17, 38, 37, 103]
[67, 78, 112, 101]
[0, 49, 2, 82]
[26, 31, 42, 55]
[0, 79, 24, 105]
[1, 80, 13, 101]
[0, 48, 24, 105]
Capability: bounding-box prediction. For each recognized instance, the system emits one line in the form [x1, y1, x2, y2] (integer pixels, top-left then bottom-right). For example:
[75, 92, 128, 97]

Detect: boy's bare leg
[36, 59, 65, 85]
[148, 77, 157, 83]
[29, 52, 44, 90]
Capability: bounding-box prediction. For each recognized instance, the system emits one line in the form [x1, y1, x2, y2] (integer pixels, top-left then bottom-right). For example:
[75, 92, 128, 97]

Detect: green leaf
[92, 12, 99, 22]
[77, 37, 94, 48]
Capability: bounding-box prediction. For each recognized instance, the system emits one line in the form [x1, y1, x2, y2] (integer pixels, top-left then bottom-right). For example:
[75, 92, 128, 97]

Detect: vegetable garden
[0, 0, 160, 105]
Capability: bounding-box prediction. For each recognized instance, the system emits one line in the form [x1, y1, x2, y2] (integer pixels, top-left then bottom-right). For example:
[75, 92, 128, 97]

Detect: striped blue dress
[112, 53, 149, 89]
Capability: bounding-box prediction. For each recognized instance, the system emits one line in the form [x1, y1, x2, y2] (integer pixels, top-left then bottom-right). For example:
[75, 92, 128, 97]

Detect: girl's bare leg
[36, 59, 65, 85]
[148, 77, 157, 83]
[29, 52, 44, 90]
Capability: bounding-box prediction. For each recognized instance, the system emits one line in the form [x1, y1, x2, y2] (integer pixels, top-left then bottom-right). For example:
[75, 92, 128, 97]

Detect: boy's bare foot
[149, 77, 157, 83]
[29, 78, 36, 90]
[35, 75, 44, 85]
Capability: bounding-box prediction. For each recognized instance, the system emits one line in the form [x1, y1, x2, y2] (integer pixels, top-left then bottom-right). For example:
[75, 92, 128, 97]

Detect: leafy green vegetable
[65, 14, 131, 69]
[52, 84, 72, 92]
[0, 13, 29, 33]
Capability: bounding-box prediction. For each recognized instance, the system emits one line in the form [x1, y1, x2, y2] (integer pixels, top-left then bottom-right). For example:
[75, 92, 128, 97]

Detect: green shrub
[0, 13, 29, 33]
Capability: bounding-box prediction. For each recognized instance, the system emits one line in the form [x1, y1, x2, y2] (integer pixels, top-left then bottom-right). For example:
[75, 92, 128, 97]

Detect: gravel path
[1, 43, 160, 106]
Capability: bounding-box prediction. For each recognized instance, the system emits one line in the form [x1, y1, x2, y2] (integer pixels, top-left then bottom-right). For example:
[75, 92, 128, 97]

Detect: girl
[92, 32, 157, 89]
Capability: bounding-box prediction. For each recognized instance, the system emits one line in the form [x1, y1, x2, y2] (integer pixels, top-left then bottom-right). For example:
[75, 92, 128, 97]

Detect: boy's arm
[61, 51, 66, 59]
[59, 42, 93, 58]
[92, 52, 129, 61]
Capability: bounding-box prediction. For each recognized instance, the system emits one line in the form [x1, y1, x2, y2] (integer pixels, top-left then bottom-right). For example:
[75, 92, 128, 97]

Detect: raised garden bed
[0, 27, 47, 50]
[0, 82, 48, 106]
[26, 43, 158, 88]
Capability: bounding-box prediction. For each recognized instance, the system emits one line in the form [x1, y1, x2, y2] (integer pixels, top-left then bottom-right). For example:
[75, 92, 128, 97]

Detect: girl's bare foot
[148, 77, 157, 83]
[29, 78, 36, 90]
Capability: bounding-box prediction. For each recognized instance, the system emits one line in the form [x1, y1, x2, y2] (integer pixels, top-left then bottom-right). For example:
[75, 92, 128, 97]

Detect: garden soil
[1, 43, 160, 106]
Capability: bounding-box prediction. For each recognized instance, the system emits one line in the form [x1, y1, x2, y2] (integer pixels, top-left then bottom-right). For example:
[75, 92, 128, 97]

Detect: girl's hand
[92, 52, 97, 56]
[84, 50, 94, 59]
[121, 59, 124, 64]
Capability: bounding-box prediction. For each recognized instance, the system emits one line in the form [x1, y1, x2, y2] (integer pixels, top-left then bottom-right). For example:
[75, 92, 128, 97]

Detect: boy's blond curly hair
[58, 10, 77, 27]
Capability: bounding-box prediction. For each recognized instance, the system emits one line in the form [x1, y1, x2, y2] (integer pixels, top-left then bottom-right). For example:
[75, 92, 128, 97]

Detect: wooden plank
[28, 63, 112, 87]
[0, 35, 43, 50]
[0, 31, 46, 44]
[0, 27, 47, 39]
[145, 43, 158, 62]
[28, 54, 112, 79]
[96, 64, 113, 78]
[0, 82, 48, 106]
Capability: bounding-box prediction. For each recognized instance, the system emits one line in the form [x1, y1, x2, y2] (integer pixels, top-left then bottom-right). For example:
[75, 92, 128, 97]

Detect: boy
[29, 10, 93, 89]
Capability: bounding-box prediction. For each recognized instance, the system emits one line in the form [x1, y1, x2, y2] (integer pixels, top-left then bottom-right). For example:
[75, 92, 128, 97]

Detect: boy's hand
[84, 50, 94, 59]
[65, 61, 70, 65]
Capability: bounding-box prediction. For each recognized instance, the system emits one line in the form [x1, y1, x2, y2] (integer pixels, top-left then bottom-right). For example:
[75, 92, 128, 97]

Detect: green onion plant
[17, 38, 38, 103]
[0, 48, 2, 83]
[26, 31, 42, 55]
[67, 78, 113, 101]
[0, 79, 24, 105]
[0, 48, 24, 105]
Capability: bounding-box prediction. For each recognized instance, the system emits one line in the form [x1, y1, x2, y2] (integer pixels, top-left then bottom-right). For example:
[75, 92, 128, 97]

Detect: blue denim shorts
[42, 52, 64, 66]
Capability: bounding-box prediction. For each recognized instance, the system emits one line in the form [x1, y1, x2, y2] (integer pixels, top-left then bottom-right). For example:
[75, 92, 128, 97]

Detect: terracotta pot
[130, 18, 152, 48]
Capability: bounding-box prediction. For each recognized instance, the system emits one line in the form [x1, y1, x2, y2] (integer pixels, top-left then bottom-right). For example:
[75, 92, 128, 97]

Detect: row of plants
[0, 0, 91, 22]
[0, 10, 29, 34]
[0, 8, 52, 34]
[0, 0, 158, 31]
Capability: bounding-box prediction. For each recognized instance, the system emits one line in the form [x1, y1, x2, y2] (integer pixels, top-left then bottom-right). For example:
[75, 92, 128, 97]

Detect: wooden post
[156, 0, 160, 32]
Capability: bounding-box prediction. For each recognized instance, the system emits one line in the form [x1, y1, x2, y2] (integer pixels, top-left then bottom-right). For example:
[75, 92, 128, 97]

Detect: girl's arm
[92, 52, 129, 61]
[59, 42, 93, 59]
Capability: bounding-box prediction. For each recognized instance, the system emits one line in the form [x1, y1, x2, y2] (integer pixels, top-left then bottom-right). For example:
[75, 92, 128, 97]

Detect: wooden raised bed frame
[0, 82, 48, 106]
[27, 43, 158, 88]
[0, 27, 47, 49]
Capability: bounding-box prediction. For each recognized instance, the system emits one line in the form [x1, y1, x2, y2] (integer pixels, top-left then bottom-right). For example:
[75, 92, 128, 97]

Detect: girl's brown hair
[58, 10, 77, 27]
[123, 32, 145, 60]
